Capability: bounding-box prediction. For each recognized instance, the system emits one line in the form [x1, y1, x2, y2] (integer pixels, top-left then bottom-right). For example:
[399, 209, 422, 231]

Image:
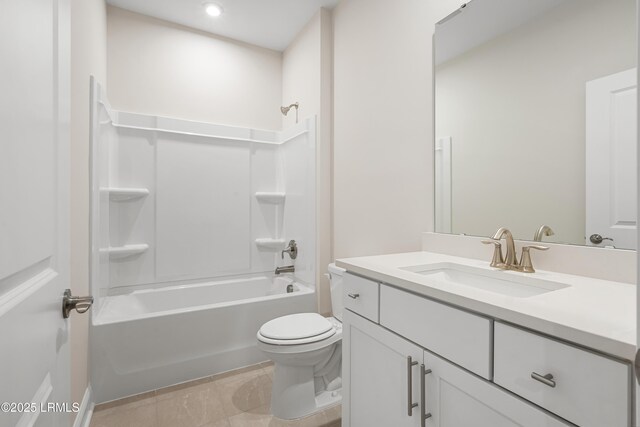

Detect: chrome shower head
[280, 102, 299, 116]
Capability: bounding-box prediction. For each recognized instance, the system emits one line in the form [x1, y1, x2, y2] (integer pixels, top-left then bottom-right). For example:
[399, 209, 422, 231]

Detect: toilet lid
[259, 313, 334, 341]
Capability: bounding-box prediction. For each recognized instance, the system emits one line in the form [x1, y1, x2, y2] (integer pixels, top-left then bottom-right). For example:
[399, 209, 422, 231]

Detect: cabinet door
[423, 351, 570, 427]
[343, 310, 423, 427]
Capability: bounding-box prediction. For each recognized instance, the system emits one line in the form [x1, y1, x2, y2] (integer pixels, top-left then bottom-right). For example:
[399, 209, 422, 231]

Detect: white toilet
[257, 263, 345, 420]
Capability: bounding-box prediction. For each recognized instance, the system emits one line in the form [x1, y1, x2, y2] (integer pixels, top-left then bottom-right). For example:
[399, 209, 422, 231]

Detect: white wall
[332, 0, 434, 259]
[106, 6, 283, 130]
[70, 0, 107, 417]
[282, 9, 334, 314]
[436, 0, 636, 244]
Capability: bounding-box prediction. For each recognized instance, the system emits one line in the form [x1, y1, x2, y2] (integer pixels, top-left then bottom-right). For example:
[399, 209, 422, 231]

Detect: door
[423, 351, 569, 427]
[0, 0, 71, 426]
[586, 68, 637, 249]
[343, 310, 422, 427]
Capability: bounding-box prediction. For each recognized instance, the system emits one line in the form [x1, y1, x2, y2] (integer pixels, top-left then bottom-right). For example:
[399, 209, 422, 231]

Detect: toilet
[257, 263, 345, 420]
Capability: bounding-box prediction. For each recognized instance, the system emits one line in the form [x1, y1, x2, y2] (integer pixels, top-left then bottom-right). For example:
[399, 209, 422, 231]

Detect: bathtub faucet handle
[281, 240, 298, 260]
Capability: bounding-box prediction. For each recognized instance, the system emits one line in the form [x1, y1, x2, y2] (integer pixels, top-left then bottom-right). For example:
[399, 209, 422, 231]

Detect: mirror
[433, 0, 637, 249]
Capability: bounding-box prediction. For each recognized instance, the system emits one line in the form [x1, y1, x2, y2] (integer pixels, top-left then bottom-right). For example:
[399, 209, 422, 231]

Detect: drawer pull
[407, 356, 419, 416]
[420, 364, 433, 427]
[347, 293, 360, 299]
[531, 372, 556, 388]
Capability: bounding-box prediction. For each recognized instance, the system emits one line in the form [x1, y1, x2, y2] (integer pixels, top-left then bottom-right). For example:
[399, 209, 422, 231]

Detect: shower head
[280, 102, 299, 116]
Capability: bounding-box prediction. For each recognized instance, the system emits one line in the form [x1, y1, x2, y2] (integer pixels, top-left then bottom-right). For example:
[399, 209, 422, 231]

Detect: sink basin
[400, 262, 570, 297]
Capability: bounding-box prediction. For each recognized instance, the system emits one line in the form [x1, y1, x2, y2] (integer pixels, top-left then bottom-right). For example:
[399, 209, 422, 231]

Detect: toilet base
[270, 363, 342, 420]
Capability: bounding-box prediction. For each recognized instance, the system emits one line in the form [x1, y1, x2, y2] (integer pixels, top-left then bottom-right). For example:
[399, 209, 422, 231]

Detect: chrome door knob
[62, 289, 94, 318]
[589, 234, 614, 245]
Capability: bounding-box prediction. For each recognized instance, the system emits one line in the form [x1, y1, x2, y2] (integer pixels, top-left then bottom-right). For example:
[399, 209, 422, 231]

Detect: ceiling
[106, 0, 340, 51]
[435, 0, 567, 65]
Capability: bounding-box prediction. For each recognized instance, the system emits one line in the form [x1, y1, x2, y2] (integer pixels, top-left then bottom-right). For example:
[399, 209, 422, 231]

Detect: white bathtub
[91, 275, 316, 403]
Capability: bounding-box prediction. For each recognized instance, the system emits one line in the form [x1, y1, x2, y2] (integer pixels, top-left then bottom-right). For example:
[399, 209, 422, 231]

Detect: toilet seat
[258, 313, 337, 345]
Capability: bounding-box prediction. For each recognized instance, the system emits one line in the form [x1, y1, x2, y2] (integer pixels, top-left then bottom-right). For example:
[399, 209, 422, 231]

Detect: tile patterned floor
[90, 362, 341, 427]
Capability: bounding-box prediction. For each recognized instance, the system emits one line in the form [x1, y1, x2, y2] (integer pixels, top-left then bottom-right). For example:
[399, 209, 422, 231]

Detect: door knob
[589, 234, 614, 245]
[62, 289, 94, 318]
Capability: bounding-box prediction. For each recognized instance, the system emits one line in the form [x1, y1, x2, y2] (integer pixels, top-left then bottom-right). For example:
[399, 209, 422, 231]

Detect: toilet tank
[328, 263, 346, 321]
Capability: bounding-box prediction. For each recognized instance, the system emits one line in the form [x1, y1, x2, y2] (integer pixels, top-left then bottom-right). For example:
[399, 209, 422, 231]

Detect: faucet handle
[281, 240, 298, 260]
[518, 245, 549, 273]
[482, 240, 504, 268]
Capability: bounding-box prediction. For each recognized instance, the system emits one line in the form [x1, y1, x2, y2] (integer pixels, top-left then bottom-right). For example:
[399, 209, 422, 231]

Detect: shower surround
[88, 78, 317, 403]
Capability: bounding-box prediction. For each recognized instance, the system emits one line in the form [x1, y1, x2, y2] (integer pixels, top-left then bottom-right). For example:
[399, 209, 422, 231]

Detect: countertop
[336, 251, 636, 362]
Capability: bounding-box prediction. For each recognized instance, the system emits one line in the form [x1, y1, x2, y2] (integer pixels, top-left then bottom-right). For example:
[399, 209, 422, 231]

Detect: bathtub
[90, 275, 316, 403]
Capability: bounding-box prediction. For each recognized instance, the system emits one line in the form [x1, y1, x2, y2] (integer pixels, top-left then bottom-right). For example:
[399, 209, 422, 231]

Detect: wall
[436, 0, 636, 244]
[282, 9, 334, 314]
[70, 0, 107, 418]
[332, 0, 435, 259]
[106, 6, 283, 130]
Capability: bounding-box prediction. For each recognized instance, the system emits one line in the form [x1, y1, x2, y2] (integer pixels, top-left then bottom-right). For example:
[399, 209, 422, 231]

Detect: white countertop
[336, 251, 636, 361]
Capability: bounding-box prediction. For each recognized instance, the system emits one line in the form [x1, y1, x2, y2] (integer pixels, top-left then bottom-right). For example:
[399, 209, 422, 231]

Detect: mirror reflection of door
[585, 69, 637, 250]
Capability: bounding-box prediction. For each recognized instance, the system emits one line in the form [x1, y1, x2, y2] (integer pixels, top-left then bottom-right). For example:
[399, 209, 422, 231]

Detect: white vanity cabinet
[493, 322, 631, 427]
[422, 350, 569, 427]
[342, 272, 632, 427]
[343, 310, 424, 427]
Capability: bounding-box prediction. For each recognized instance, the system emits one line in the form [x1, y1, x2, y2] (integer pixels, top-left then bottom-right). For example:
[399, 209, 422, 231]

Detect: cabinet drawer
[380, 284, 492, 379]
[343, 273, 379, 323]
[494, 322, 631, 427]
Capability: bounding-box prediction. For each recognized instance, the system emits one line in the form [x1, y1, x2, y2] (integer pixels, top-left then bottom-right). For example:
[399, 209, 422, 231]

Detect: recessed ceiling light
[204, 3, 223, 17]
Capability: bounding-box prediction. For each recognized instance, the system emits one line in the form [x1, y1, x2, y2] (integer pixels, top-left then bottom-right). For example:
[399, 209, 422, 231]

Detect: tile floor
[90, 362, 341, 427]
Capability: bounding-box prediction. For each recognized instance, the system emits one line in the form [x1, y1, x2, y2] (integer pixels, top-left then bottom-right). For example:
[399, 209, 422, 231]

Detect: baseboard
[73, 386, 94, 427]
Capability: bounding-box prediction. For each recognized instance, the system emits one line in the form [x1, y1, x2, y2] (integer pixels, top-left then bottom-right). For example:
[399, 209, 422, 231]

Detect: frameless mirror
[434, 0, 637, 249]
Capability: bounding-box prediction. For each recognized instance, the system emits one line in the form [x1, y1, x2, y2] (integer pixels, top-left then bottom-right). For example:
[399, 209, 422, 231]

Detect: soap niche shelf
[101, 244, 149, 260]
[255, 238, 286, 250]
[255, 192, 286, 204]
[102, 187, 150, 202]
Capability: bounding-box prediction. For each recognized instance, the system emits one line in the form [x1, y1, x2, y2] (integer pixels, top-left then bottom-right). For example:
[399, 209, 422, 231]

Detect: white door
[343, 310, 422, 427]
[586, 68, 637, 249]
[422, 351, 569, 427]
[0, 0, 71, 426]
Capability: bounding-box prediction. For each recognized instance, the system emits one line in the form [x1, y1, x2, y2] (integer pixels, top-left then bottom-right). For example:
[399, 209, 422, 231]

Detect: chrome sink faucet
[534, 225, 554, 242]
[492, 227, 518, 268]
[482, 227, 549, 273]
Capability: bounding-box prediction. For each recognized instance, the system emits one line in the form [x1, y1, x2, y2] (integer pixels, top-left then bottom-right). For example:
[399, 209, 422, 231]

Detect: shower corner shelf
[255, 238, 286, 250]
[101, 244, 149, 260]
[255, 192, 286, 204]
[102, 187, 150, 201]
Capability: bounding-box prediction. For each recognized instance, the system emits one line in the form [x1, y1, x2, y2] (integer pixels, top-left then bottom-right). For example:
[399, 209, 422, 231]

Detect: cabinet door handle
[531, 372, 556, 388]
[407, 356, 419, 415]
[347, 293, 360, 299]
[420, 364, 432, 426]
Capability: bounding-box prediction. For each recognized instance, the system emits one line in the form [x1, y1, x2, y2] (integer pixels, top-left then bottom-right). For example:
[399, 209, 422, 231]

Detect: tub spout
[275, 265, 295, 275]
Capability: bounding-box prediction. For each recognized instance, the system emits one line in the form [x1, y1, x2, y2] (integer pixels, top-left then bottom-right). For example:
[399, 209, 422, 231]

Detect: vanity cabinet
[343, 310, 423, 427]
[494, 322, 631, 427]
[343, 272, 379, 322]
[422, 350, 569, 427]
[342, 273, 631, 427]
[380, 284, 492, 379]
